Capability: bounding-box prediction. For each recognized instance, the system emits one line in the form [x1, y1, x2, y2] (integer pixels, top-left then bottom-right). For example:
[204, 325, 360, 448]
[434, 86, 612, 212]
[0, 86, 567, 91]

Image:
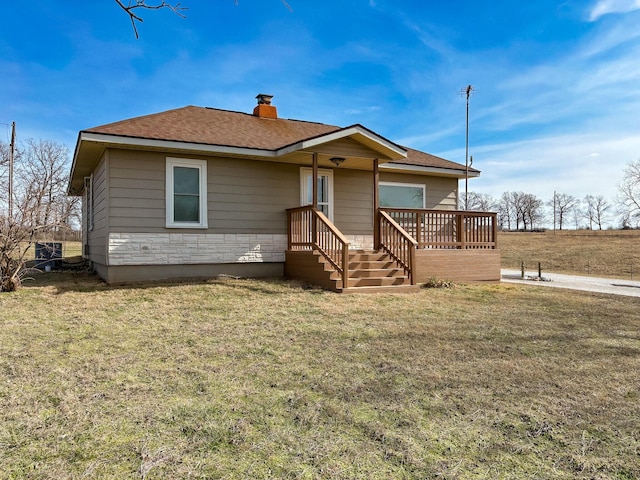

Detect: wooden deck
[286, 206, 500, 292]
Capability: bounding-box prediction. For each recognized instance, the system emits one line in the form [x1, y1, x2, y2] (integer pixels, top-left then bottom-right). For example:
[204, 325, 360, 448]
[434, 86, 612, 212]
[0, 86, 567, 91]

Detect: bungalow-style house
[68, 94, 500, 292]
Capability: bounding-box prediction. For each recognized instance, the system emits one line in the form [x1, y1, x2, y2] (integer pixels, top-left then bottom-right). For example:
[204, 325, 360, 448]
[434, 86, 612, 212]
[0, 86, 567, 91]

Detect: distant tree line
[468, 158, 640, 231]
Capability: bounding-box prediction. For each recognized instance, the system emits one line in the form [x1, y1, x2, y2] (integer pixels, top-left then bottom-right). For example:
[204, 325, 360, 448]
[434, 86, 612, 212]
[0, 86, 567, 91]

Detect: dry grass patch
[500, 230, 640, 279]
[1, 272, 639, 478]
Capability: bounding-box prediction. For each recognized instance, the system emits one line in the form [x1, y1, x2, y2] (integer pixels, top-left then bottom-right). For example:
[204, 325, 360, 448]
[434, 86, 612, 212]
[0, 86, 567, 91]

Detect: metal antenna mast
[460, 85, 475, 210]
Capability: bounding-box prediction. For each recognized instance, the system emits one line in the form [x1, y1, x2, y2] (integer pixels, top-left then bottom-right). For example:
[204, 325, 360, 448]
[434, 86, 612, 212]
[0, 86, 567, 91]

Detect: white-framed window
[166, 157, 208, 228]
[84, 174, 93, 232]
[300, 167, 334, 221]
[379, 182, 426, 209]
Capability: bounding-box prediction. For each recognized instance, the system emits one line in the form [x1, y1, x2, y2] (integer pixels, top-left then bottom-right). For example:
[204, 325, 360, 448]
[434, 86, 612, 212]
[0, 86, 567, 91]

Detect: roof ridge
[200, 105, 340, 128]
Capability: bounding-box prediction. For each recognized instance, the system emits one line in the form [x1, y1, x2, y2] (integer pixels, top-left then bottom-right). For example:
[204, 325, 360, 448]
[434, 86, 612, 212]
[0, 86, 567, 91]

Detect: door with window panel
[300, 168, 334, 221]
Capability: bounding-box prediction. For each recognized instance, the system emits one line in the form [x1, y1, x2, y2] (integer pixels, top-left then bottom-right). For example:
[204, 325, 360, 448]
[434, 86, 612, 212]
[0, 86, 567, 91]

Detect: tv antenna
[459, 85, 476, 210]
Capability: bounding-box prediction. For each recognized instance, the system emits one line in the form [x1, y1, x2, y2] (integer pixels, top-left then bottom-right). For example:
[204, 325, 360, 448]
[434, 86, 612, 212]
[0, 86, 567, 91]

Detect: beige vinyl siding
[102, 148, 459, 240]
[87, 153, 108, 265]
[333, 169, 373, 235]
[379, 172, 458, 210]
[208, 159, 298, 233]
[108, 150, 165, 231]
[106, 149, 299, 234]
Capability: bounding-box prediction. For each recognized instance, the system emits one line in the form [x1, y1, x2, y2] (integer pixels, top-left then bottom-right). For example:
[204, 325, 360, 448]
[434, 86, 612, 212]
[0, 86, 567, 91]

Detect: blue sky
[2, 0, 640, 207]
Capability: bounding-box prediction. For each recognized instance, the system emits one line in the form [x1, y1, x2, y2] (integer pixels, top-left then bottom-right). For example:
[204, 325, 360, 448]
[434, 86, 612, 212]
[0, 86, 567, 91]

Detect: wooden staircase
[285, 249, 419, 293]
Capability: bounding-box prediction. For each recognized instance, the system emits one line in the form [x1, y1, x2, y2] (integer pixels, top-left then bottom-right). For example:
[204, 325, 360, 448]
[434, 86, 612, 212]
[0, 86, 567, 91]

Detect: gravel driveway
[501, 269, 640, 298]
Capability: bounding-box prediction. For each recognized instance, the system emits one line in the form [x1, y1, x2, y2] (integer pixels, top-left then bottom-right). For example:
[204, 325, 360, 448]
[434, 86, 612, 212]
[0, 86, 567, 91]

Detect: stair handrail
[287, 206, 350, 288]
[378, 210, 418, 285]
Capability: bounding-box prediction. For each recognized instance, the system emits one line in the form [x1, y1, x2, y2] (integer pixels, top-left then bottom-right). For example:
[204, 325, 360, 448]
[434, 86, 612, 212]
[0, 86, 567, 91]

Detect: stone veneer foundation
[108, 233, 289, 266]
[108, 233, 376, 267]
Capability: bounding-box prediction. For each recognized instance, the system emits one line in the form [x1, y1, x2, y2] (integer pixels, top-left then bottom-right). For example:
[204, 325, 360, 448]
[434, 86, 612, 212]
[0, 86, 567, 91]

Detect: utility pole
[9, 121, 15, 220]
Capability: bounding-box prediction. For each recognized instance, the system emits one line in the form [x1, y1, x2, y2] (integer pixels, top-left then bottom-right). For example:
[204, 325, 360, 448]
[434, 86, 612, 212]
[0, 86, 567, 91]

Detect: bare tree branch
[114, 0, 188, 39]
[116, 0, 293, 38]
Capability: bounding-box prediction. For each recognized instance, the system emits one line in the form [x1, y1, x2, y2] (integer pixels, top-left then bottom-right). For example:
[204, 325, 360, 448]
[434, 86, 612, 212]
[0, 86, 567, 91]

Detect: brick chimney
[253, 93, 277, 119]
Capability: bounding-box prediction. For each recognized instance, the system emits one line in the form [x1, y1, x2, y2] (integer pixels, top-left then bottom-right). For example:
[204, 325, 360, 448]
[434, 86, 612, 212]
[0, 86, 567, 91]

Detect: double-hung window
[166, 157, 208, 228]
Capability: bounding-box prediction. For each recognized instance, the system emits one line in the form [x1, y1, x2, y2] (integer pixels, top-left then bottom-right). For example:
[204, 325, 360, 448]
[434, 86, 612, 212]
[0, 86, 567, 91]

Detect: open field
[1, 272, 639, 479]
[499, 230, 640, 279]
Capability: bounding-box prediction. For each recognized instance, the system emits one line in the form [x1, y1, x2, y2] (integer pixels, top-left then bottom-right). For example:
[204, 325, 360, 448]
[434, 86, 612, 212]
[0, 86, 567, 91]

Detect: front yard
[1, 272, 639, 479]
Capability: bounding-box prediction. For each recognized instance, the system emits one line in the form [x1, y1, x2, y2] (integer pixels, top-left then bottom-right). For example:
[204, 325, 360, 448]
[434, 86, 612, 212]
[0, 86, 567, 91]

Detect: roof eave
[67, 131, 282, 195]
[80, 131, 279, 158]
[381, 162, 481, 178]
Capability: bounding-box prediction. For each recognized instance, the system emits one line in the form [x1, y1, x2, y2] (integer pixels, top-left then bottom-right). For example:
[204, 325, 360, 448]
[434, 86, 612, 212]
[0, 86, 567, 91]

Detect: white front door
[300, 168, 334, 221]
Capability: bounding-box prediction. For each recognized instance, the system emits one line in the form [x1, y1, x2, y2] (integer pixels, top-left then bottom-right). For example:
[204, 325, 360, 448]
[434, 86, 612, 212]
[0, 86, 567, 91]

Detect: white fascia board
[380, 162, 480, 178]
[78, 132, 278, 158]
[276, 126, 407, 159]
[68, 132, 85, 193]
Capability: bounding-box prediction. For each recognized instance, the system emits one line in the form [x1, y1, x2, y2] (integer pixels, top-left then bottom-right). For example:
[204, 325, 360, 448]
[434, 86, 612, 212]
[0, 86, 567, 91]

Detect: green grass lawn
[1, 272, 639, 479]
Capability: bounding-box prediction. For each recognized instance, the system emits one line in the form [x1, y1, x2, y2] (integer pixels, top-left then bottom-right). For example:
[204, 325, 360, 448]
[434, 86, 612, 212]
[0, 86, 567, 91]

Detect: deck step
[339, 250, 413, 290]
[286, 249, 416, 293]
[340, 268, 406, 279]
[345, 277, 409, 287]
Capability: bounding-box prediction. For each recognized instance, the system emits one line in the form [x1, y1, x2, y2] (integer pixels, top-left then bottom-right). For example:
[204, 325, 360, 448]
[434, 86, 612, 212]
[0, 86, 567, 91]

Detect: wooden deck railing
[378, 210, 418, 285]
[287, 206, 350, 287]
[380, 208, 498, 249]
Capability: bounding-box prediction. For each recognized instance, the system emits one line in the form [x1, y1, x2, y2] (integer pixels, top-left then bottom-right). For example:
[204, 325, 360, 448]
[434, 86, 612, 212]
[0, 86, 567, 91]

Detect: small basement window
[166, 157, 208, 228]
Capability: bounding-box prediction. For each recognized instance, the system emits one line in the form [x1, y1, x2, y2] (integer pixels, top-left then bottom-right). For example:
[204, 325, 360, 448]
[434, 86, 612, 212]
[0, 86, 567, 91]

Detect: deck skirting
[414, 248, 501, 283]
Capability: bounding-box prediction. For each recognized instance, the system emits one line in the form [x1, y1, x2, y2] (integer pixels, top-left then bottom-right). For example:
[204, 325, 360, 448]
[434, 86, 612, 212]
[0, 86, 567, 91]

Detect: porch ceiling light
[330, 157, 346, 167]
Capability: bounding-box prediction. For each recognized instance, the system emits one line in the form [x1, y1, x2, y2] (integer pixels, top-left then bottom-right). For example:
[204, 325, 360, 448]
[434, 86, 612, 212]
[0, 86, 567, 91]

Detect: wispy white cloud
[455, 132, 640, 204]
[588, 0, 640, 21]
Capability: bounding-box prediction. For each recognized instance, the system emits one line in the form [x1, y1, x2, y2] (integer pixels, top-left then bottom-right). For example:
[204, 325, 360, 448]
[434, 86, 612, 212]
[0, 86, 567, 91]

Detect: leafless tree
[571, 203, 584, 230]
[1, 139, 79, 291]
[467, 192, 497, 212]
[114, 0, 292, 38]
[521, 193, 545, 230]
[549, 192, 579, 230]
[618, 158, 640, 225]
[15, 139, 76, 232]
[0, 213, 42, 292]
[584, 194, 611, 230]
[498, 192, 515, 230]
[498, 191, 544, 231]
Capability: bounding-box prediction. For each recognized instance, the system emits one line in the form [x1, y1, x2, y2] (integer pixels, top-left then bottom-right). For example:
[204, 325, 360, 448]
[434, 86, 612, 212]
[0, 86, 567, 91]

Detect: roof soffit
[276, 124, 407, 161]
